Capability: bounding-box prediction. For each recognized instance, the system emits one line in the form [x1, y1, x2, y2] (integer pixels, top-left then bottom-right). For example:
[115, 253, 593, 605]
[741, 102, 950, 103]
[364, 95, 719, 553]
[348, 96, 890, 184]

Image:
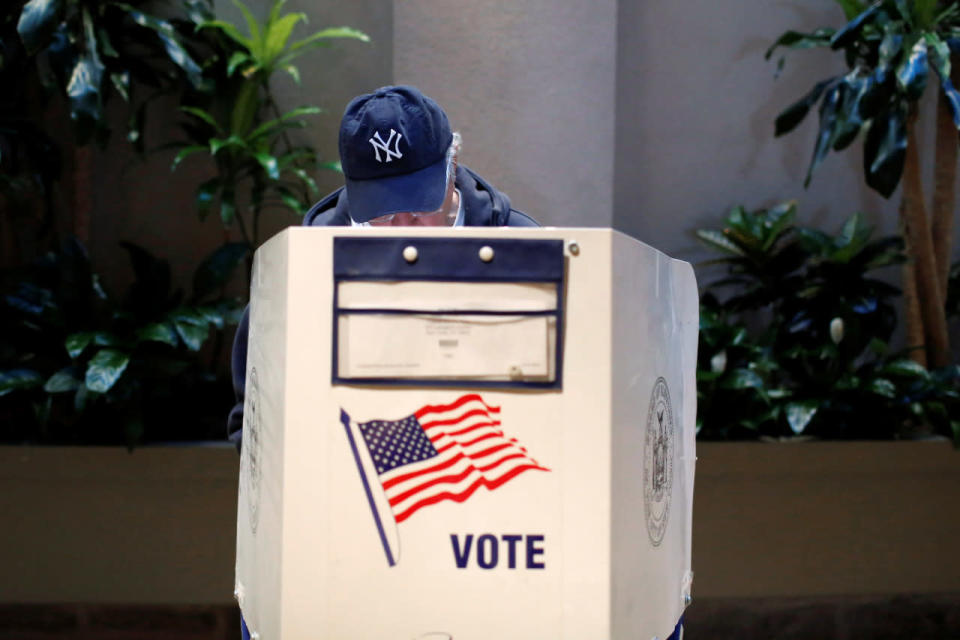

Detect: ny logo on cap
[369, 129, 404, 163]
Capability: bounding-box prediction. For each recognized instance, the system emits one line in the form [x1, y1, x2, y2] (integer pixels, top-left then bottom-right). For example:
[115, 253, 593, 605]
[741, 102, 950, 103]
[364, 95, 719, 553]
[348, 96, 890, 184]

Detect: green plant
[0, 239, 246, 446]
[9, 0, 207, 143]
[696, 202, 959, 442]
[1, 0, 213, 267]
[171, 0, 368, 250]
[767, 0, 960, 368]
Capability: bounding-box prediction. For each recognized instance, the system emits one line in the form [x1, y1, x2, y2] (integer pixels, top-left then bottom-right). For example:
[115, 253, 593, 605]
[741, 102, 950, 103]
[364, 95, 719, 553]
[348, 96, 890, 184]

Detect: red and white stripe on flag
[382, 394, 549, 523]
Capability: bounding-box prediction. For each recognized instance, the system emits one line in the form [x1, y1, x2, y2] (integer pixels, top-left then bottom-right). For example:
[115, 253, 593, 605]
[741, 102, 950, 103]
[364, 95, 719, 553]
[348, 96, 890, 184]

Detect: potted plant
[766, 0, 960, 368]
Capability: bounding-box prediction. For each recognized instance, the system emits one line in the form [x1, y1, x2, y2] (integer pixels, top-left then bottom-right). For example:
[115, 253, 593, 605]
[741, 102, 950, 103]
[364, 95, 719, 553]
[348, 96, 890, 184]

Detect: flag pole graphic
[340, 409, 397, 566]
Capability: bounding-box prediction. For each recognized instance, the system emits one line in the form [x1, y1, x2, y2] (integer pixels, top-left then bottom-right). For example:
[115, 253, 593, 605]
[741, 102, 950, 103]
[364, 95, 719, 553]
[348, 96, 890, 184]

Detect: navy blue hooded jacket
[227, 165, 538, 449]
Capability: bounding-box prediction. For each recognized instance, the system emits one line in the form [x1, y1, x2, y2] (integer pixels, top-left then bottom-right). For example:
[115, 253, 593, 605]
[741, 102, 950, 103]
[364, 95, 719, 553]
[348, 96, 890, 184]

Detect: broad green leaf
[267, 0, 288, 27]
[196, 306, 226, 329]
[93, 331, 121, 347]
[232, 0, 264, 59]
[869, 377, 897, 398]
[721, 368, 764, 390]
[182, 0, 214, 24]
[939, 78, 960, 128]
[253, 152, 280, 179]
[277, 186, 304, 213]
[264, 13, 307, 64]
[924, 33, 951, 80]
[833, 211, 872, 262]
[66, 9, 105, 127]
[882, 358, 930, 379]
[762, 200, 797, 250]
[171, 145, 207, 171]
[85, 349, 131, 393]
[293, 168, 319, 195]
[832, 74, 871, 151]
[283, 64, 301, 84]
[830, 2, 882, 50]
[227, 52, 252, 77]
[895, 38, 928, 101]
[169, 307, 207, 326]
[180, 106, 223, 133]
[210, 135, 247, 155]
[286, 26, 370, 57]
[765, 28, 835, 60]
[110, 71, 130, 102]
[278, 148, 318, 168]
[174, 319, 209, 351]
[879, 31, 904, 67]
[805, 84, 842, 187]
[695, 229, 746, 256]
[66, 332, 94, 359]
[192, 243, 250, 301]
[0, 369, 43, 396]
[197, 19, 252, 51]
[863, 108, 907, 198]
[17, 0, 63, 54]
[137, 322, 179, 347]
[785, 401, 818, 434]
[247, 106, 321, 141]
[44, 368, 80, 393]
[775, 77, 837, 136]
[115, 4, 205, 89]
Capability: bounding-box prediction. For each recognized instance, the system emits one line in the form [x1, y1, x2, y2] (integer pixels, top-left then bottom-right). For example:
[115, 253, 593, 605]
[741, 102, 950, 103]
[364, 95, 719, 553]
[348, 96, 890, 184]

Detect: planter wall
[1, 445, 239, 605]
[2, 441, 957, 608]
[693, 441, 960, 599]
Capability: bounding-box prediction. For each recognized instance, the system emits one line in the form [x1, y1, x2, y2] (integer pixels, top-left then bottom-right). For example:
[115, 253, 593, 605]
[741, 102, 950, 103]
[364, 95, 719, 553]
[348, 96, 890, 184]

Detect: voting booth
[235, 227, 698, 639]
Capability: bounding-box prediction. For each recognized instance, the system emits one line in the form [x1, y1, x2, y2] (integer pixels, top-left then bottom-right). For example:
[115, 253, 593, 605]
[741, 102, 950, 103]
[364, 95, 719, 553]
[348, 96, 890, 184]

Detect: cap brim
[345, 155, 448, 223]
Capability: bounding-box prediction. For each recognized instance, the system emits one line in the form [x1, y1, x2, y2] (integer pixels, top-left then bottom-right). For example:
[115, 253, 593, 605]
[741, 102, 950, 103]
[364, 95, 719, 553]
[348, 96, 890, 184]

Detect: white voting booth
[236, 227, 698, 640]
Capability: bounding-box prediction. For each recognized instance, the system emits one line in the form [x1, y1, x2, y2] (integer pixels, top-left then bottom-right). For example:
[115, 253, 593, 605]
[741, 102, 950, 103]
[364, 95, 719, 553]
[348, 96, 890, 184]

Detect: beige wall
[395, 0, 618, 228]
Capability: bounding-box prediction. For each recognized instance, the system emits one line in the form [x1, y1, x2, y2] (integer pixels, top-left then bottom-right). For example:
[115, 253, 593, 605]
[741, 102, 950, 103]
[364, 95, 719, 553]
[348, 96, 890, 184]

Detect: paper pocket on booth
[338, 313, 554, 381]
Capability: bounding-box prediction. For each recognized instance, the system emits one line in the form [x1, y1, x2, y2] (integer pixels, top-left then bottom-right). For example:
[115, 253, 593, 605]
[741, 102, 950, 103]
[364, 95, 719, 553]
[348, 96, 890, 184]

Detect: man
[228, 85, 537, 447]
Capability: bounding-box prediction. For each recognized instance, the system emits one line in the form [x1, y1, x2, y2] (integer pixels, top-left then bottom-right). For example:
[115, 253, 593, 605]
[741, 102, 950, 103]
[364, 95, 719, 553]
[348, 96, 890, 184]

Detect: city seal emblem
[240, 366, 262, 534]
[643, 376, 674, 547]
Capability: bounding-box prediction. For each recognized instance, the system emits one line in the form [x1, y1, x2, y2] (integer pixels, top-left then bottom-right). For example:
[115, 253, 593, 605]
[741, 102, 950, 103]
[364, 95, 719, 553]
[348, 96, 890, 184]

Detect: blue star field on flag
[358, 416, 439, 475]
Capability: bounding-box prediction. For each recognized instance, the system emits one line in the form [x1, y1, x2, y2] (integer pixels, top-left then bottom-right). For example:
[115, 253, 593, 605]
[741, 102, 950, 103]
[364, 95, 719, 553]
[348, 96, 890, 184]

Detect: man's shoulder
[456, 166, 538, 227]
[303, 187, 350, 226]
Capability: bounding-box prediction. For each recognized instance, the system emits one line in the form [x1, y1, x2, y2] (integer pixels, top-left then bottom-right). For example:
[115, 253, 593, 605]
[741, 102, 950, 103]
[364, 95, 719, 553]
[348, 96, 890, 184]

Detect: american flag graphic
[341, 394, 549, 565]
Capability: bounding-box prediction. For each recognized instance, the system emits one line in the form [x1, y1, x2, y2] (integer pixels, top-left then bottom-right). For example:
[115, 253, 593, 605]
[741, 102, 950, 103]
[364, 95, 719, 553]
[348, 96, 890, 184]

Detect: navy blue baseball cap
[339, 85, 454, 223]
